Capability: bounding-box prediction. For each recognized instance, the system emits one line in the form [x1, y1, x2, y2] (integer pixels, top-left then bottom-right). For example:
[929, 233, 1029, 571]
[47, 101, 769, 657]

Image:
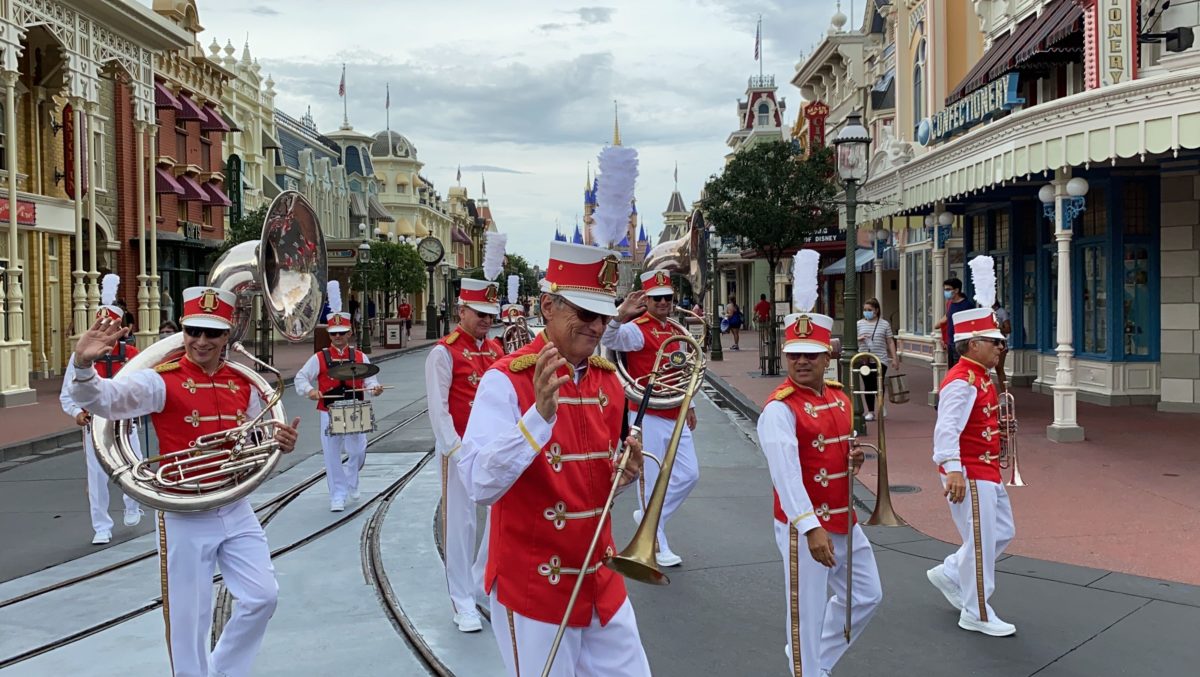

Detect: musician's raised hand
[73, 317, 128, 367]
[533, 341, 570, 422]
[615, 290, 648, 323]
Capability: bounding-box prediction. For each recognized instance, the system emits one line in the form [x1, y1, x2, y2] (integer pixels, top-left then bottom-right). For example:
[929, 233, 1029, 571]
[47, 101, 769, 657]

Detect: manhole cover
[888, 484, 921, 494]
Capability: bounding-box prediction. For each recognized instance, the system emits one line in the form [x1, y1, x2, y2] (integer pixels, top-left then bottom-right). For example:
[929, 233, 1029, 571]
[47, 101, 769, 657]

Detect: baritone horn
[501, 306, 533, 352]
[541, 333, 706, 677]
[849, 352, 905, 528]
[998, 385, 1025, 486]
[90, 191, 327, 513]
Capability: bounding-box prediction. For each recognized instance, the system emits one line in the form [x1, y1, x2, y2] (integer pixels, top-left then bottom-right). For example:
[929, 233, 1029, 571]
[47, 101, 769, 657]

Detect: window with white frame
[757, 102, 770, 127]
[91, 117, 107, 191]
[0, 102, 6, 171]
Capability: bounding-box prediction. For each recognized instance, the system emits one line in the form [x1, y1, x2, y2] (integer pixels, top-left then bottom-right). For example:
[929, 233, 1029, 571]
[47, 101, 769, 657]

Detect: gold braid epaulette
[634, 316, 650, 324]
[825, 379, 844, 389]
[509, 354, 538, 372]
[444, 329, 460, 345]
[774, 386, 795, 401]
[589, 355, 616, 371]
[155, 360, 181, 373]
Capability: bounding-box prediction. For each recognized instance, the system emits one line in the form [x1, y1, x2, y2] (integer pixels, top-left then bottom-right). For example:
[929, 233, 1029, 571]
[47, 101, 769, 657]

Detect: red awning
[200, 104, 231, 133]
[947, 20, 1028, 105]
[1015, 0, 1083, 64]
[155, 167, 184, 195]
[154, 82, 182, 111]
[202, 182, 232, 207]
[177, 175, 208, 201]
[177, 93, 205, 121]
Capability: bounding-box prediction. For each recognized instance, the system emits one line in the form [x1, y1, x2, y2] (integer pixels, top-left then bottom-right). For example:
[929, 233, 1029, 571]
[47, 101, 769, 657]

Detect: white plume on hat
[483, 231, 507, 280]
[969, 255, 997, 308]
[101, 274, 119, 306]
[792, 249, 820, 313]
[591, 144, 639, 248]
[326, 280, 343, 314]
[507, 273, 519, 304]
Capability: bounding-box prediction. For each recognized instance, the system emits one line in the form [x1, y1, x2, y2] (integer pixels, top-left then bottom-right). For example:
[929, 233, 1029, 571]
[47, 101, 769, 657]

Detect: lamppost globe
[938, 211, 954, 227]
[832, 112, 872, 184]
[1066, 177, 1090, 197]
[924, 214, 936, 228]
[358, 240, 372, 264]
[1038, 183, 1056, 205]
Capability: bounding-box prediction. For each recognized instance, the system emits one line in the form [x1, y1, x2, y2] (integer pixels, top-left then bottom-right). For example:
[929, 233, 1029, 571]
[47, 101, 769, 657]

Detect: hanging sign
[1099, 0, 1137, 85]
[804, 101, 830, 150]
[226, 154, 244, 223]
[62, 104, 88, 199]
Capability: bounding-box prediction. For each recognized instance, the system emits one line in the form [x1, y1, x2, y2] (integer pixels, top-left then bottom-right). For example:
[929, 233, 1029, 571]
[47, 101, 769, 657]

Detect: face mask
[944, 290, 953, 300]
[863, 310, 876, 320]
[159, 332, 173, 340]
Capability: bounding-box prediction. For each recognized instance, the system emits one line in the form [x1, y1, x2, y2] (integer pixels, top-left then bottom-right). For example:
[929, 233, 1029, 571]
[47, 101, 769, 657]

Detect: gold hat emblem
[792, 314, 813, 337]
[597, 254, 620, 291]
[485, 284, 499, 303]
[654, 270, 669, 286]
[198, 289, 221, 313]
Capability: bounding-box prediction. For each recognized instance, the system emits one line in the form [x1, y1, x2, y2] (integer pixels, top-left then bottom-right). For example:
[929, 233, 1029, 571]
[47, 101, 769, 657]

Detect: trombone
[849, 352, 905, 528]
[541, 333, 706, 677]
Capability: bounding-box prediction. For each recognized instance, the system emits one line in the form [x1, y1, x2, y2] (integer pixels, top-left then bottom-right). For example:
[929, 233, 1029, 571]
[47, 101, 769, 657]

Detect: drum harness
[321, 348, 366, 404]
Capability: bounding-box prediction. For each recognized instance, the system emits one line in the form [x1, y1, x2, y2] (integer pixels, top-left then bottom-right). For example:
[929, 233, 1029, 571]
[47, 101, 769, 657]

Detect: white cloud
[179, 0, 834, 262]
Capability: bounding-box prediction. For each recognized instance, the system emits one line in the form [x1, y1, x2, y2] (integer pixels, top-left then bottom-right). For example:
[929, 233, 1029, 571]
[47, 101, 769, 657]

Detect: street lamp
[707, 223, 723, 362]
[832, 111, 872, 431]
[439, 262, 452, 336]
[358, 239, 373, 354]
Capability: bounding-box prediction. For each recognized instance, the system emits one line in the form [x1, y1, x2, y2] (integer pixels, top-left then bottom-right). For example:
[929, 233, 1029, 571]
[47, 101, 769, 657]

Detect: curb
[0, 341, 434, 467]
[704, 370, 764, 423]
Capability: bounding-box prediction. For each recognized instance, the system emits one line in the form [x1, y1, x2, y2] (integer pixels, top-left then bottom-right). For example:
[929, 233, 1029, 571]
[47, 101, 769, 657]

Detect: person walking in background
[935, 279, 974, 369]
[754, 293, 771, 330]
[856, 298, 899, 421]
[725, 294, 743, 350]
[398, 297, 413, 339]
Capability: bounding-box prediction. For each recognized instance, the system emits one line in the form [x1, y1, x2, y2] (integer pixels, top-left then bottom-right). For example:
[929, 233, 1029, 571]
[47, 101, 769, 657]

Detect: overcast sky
[171, 0, 844, 262]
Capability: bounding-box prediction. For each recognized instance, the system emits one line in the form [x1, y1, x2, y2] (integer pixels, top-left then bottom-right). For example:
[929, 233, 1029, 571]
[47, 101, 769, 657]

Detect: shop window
[1123, 183, 1148, 236]
[1021, 257, 1037, 347]
[995, 212, 1009, 250]
[1045, 248, 1058, 351]
[1080, 245, 1107, 355]
[175, 126, 187, 164]
[972, 219, 986, 251]
[905, 249, 930, 336]
[1123, 245, 1152, 357]
[1079, 187, 1107, 236]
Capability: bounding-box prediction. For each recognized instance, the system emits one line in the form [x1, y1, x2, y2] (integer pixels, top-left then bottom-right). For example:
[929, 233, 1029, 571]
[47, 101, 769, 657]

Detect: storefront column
[928, 207, 948, 406]
[134, 120, 152, 348]
[0, 69, 34, 406]
[85, 102, 100, 315]
[70, 98, 87, 341]
[148, 125, 161, 330]
[1047, 169, 1085, 442]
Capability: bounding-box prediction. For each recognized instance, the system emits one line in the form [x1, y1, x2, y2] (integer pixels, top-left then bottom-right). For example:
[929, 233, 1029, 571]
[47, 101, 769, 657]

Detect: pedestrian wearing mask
[856, 298, 898, 421]
[158, 320, 179, 342]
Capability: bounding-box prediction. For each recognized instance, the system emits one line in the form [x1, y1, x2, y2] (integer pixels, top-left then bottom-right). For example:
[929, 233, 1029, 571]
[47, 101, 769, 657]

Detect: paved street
[2, 345, 1198, 675]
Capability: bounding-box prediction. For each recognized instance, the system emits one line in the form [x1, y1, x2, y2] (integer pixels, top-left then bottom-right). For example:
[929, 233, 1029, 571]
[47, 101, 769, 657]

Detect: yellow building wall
[945, 0, 985, 104]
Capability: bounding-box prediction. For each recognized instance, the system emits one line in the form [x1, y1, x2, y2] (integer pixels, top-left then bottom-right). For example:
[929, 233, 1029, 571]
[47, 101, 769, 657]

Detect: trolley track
[0, 406, 430, 671]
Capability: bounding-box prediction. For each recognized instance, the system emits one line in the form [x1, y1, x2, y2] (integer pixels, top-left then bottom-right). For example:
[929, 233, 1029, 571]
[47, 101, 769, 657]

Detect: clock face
[417, 236, 444, 264]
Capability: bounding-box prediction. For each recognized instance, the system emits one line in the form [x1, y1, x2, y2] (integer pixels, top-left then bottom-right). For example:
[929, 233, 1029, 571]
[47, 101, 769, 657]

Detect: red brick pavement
[708, 329, 1200, 585]
[0, 329, 438, 454]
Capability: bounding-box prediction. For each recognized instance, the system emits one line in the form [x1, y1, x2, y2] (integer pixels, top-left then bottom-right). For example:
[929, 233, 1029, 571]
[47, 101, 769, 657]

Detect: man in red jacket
[459, 241, 649, 677]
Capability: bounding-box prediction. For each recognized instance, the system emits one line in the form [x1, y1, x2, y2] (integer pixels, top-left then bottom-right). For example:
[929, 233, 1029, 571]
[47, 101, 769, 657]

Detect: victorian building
[0, 0, 190, 406]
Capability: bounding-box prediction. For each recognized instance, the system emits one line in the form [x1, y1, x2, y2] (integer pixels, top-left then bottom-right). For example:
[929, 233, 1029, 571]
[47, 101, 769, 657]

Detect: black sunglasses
[561, 298, 611, 324]
[651, 295, 674, 303]
[977, 337, 1007, 348]
[184, 326, 229, 339]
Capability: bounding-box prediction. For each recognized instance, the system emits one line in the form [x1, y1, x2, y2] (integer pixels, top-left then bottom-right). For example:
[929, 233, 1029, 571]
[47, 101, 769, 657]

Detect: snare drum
[326, 400, 377, 436]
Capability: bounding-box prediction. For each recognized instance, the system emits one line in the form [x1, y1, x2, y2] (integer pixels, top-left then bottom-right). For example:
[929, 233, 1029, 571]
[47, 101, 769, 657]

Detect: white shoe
[656, 548, 683, 567]
[927, 565, 962, 610]
[330, 499, 345, 512]
[958, 609, 1015, 637]
[350, 489, 361, 501]
[454, 611, 483, 632]
[92, 530, 111, 545]
[123, 508, 144, 527]
[864, 412, 876, 421]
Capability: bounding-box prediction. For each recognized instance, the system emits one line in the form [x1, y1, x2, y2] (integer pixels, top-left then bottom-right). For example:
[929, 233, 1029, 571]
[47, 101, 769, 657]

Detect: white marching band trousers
[157, 498, 278, 677]
[82, 426, 140, 533]
[441, 451, 489, 615]
[773, 521, 882, 677]
[630, 411, 699, 552]
[941, 477, 1015, 622]
[318, 411, 367, 502]
[489, 589, 651, 677]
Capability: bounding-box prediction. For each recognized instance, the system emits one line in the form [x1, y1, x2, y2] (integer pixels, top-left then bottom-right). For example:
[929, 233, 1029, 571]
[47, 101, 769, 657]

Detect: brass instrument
[501, 314, 533, 353]
[998, 384, 1025, 486]
[542, 333, 706, 677]
[849, 352, 906, 528]
[90, 191, 326, 513]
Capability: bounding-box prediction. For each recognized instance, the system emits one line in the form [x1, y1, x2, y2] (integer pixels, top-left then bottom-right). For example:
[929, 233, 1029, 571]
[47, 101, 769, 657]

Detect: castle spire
[612, 100, 621, 146]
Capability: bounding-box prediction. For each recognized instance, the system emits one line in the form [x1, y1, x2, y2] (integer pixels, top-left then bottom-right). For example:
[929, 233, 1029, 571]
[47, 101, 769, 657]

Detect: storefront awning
[367, 194, 393, 221]
[202, 182, 232, 207]
[262, 175, 282, 199]
[177, 175, 208, 201]
[155, 167, 184, 195]
[177, 94, 206, 121]
[822, 246, 899, 275]
[349, 193, 367, 217]
[200, 104, 231, 133]
[154, 82, 182, 111]
[262, 129, 281, 150]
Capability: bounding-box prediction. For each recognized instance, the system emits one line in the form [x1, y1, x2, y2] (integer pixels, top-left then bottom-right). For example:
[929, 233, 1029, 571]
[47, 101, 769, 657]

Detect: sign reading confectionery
[804, 101, 830, 149]
[919, 73, 1023, 146]
[1098, 0, 1137, 86]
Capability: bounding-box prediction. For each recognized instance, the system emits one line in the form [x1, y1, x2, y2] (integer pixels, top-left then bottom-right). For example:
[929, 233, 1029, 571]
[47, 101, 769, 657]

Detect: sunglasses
[560, 298, 612, 324]
[977, 338, 1007, 348]
[651, 295, 674, 303]
[183, 326, 229, 339]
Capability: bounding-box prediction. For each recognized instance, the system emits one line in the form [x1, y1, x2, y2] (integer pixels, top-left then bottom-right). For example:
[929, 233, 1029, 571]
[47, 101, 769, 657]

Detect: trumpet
[998, 384, 1025, 486]
[541, 333, 706, 677]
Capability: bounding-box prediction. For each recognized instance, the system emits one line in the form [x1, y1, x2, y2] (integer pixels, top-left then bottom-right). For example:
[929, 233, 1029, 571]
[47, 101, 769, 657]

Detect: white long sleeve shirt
[293, 349, 381, 402]
[423, 344, 460, 455]
[931, 379, 975, 474]
[60, 362, 85, 419]
[756, 400, 821, 535]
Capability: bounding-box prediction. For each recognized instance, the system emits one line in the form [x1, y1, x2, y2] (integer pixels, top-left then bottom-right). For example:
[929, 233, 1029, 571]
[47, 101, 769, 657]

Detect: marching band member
[459, 241, 651, 677]
[59, 274, 143, 544]
[603, 269, 699, 567]
[756, 250, 881, 677]
[296, 281, 383, 512]
[928, 255, 1017, 637]
[67, 286, 300, 677]
[424, 278, 503, 633]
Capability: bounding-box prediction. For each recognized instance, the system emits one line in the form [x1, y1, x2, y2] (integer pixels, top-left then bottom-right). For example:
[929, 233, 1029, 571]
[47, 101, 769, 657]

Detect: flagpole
[385, 83, 392, 156]
[341, 63, 348, 127]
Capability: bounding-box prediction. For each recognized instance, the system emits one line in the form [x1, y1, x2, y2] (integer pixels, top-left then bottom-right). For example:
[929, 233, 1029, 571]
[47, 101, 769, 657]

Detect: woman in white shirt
[855, 297, 899, 420]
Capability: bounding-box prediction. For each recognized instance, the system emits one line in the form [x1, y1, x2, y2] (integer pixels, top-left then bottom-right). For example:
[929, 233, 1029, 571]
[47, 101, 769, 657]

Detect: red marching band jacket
[150, 356, 253, 484]
[485, 334, 628, 627]
[938, 357, 1003, 483]
[622, 312, 687, 420]
[314, 345, 367, 413]
[767, 380, 857, 535]
[438, 328, 503, 437]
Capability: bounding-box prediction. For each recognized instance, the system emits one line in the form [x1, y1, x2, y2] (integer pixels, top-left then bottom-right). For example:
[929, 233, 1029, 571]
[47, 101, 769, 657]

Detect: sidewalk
[705, 329, 1200, 586]
[0, 326, 439, 466]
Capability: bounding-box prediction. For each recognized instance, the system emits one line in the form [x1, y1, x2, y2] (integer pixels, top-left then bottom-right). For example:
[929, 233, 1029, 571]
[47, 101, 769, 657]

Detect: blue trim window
[1080, 244, 1108, 354]
[1117, 180, 1158, 360]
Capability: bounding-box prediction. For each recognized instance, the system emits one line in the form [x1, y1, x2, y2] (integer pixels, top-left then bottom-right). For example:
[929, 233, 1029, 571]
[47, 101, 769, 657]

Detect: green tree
[701, 142, 836, 371]
[363, 241, 426, 316]
[214, 205, 269, 258]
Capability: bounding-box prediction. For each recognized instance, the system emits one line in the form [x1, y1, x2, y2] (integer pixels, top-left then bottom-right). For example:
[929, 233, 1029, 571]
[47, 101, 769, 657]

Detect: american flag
[754, 19, 761, 61]
[338, 65, 346, 97]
